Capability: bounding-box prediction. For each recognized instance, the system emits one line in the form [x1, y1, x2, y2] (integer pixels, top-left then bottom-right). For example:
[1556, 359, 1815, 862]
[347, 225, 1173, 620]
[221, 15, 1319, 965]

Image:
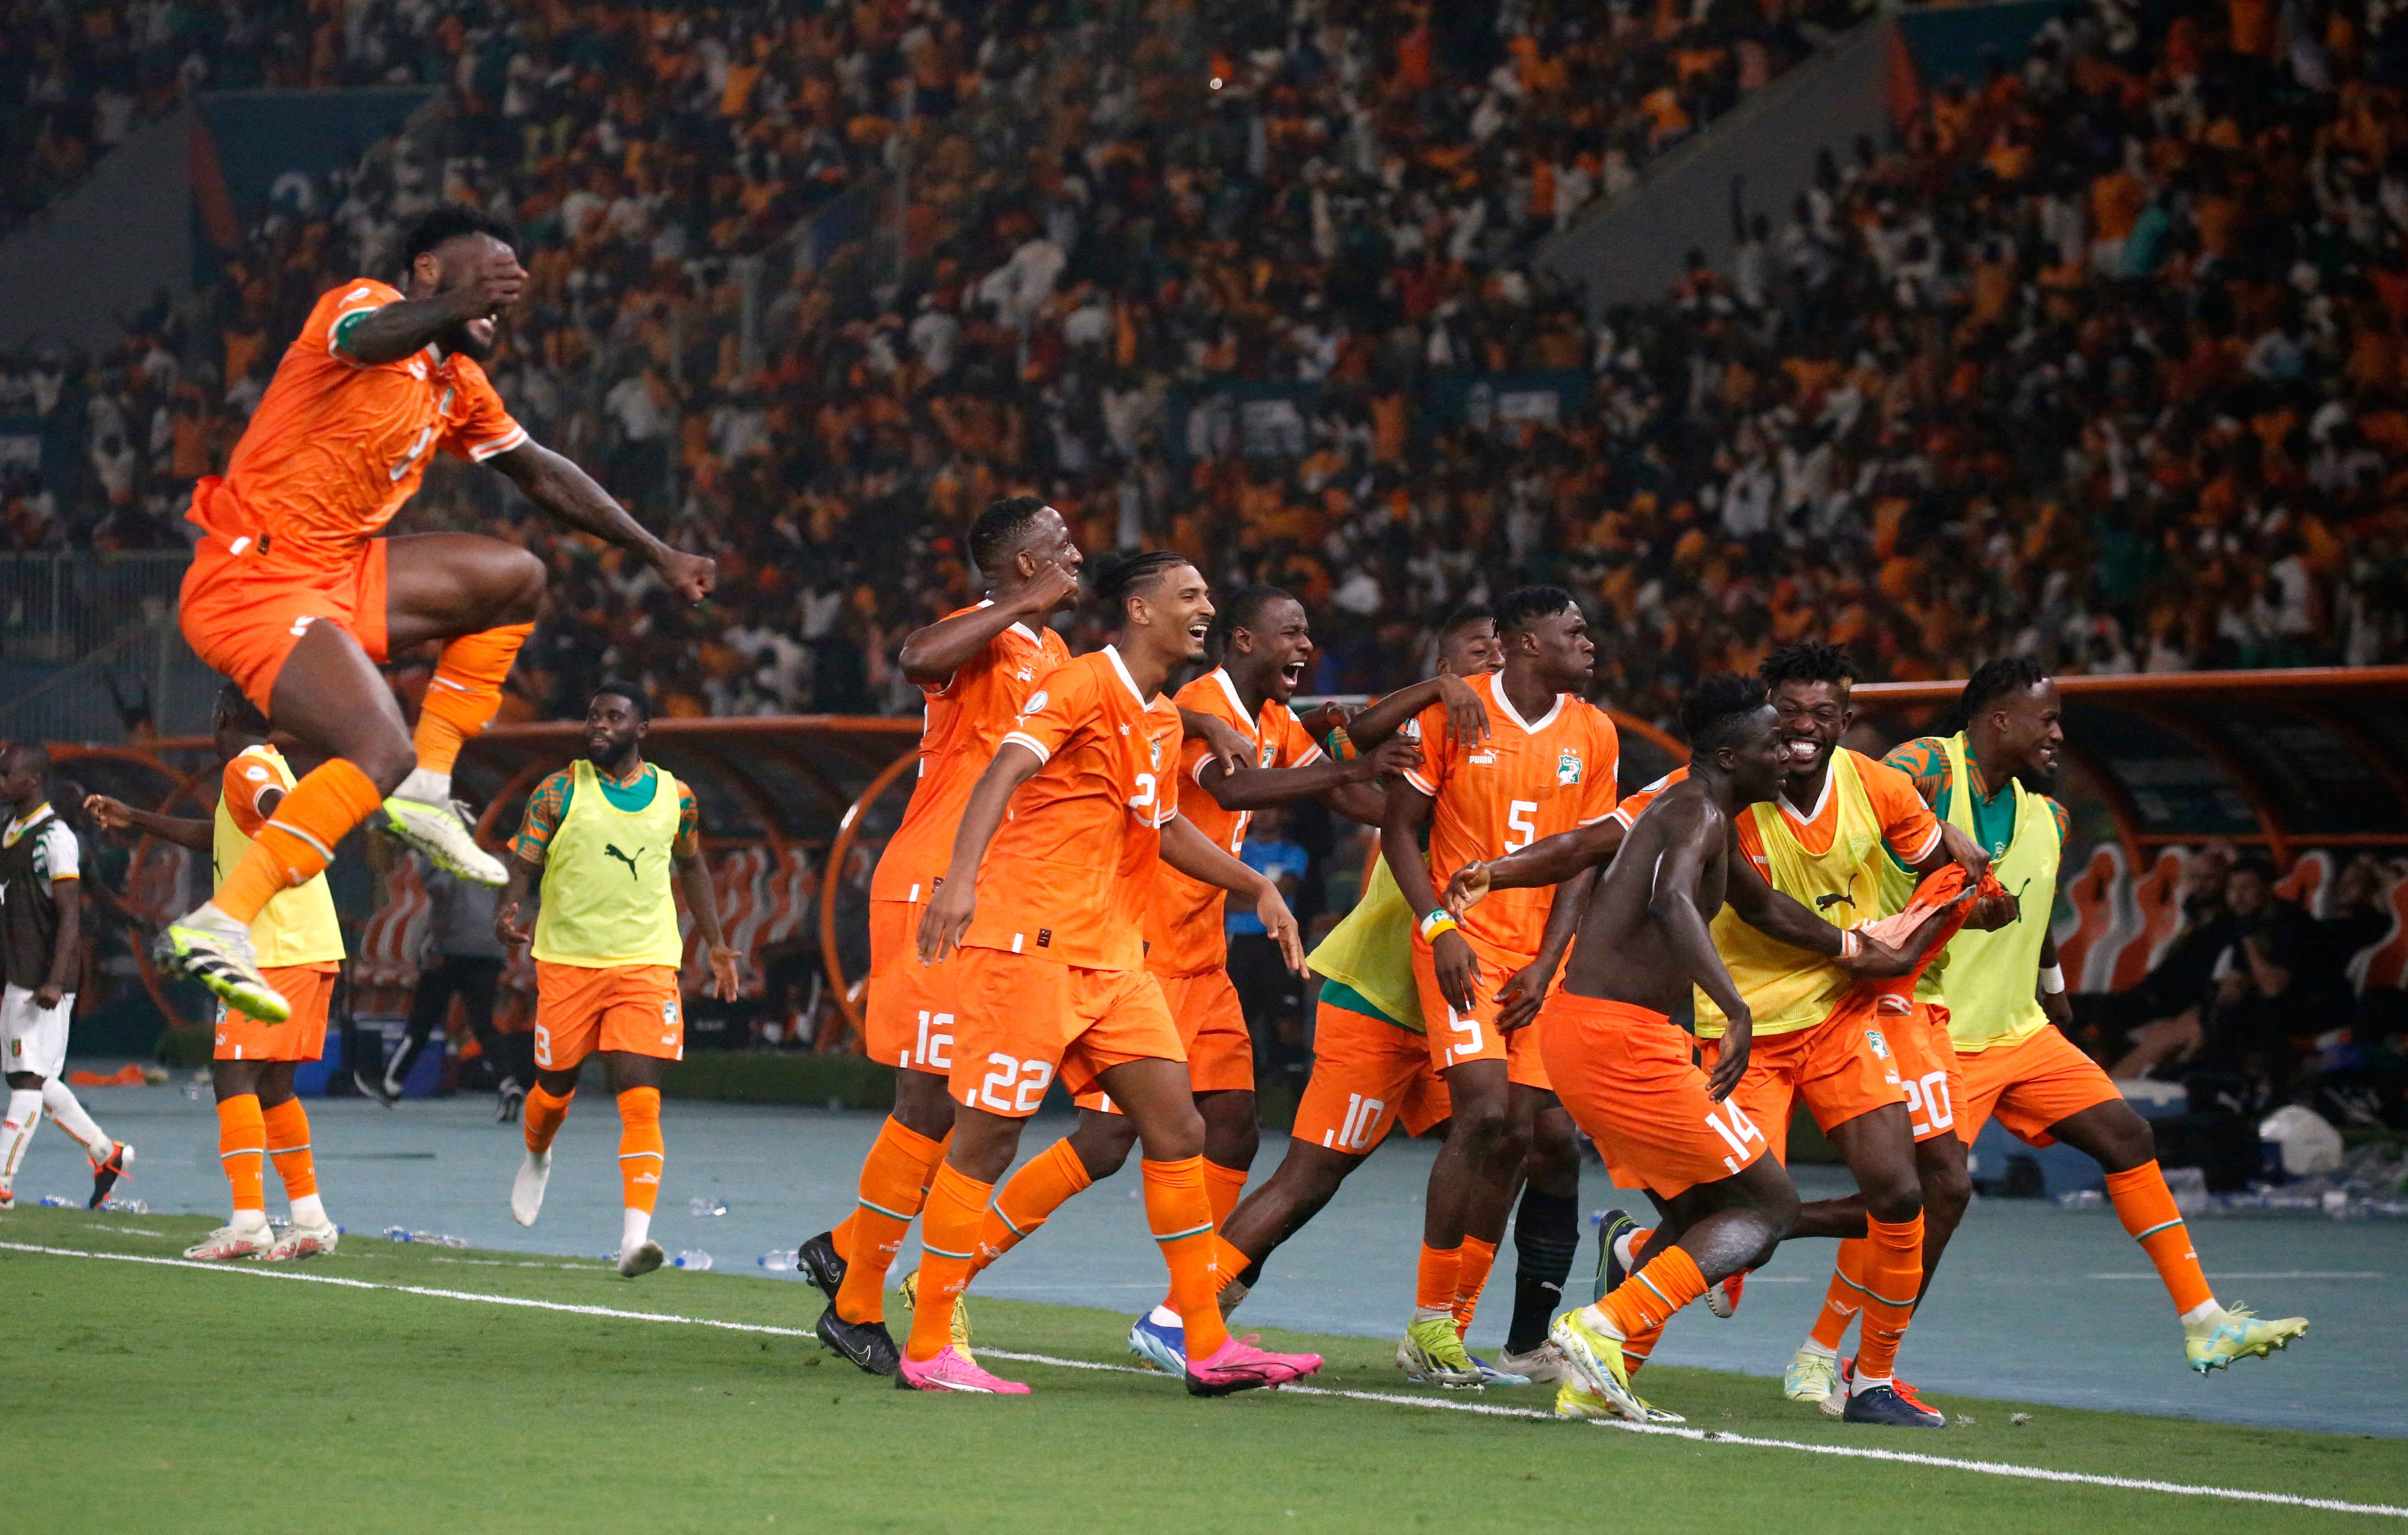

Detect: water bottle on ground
[674, 1249, 713, 1270]
[689, 1196, 728, 1217]
[758, 1249, 799, 1271]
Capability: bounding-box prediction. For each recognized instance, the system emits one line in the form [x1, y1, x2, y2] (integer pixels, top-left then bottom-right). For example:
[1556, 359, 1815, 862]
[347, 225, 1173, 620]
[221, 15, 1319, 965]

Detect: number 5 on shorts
[1703, 1100, 1765, 1174]
[1446, 1007, 1482, 1063]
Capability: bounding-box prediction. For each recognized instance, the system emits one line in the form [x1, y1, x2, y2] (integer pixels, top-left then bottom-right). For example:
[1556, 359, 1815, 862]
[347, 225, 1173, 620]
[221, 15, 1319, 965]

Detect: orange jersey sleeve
[220, 751, 283, 838]
[1609, 765, 1687, 828]
[869, 610, 1070, 904]
[1143, 671, 1323, 974]
[1860, 753, 1945, 866]
[1407, 674, 1620, 957]
[207, 279, 527, 566]
[963, 649, 1172, 969]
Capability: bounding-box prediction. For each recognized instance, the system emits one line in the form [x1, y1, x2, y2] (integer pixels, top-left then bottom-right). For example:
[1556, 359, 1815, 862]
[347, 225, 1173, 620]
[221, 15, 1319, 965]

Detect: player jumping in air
[1378, 586, 1617, 1388]
[86, 686, 349, 1258]
[0, 746, 132, 1211]
[1513, 675, 1946, 1425]
[1798, 659, 2308, 1379]
[494, 684, 740, 1278]
[154, 206, 715, 1025]
[902, 551, 1321, 1396]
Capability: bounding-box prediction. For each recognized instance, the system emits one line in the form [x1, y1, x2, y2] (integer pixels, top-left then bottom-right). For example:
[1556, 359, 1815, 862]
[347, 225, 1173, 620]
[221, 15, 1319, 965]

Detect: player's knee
[351, 735, 417, 795]
[1450, 1097, 1511, 1151]
[1864, 1170, 1923, 1225]
[497, 545, 547, 621]
[1922, 1159, 1973, 1223]
[2094, 1105, 2156, 1173]
[1073, 1113, 1141, 1179]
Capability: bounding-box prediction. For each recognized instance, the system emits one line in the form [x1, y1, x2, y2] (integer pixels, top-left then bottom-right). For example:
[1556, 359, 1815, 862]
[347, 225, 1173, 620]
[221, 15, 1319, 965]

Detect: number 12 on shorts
[1704, 1099, 1765, 1175]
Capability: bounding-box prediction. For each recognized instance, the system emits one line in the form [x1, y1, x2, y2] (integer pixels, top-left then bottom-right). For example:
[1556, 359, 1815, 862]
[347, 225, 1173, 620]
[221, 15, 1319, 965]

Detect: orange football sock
[1599, 1245, 1707, 1337]
[413, 623, 532, 776]
[834, 1116, 949, 1325]
[906, 1162, 992, 1362]
[972, 1136, 1092, 1274]
[217, 1095, 267, 1213]
[1416, 1243, 1463, 1314]
[213, 758, 385, 925]
[261, 1098, 317, 1199]
[1621, 1318, 1666, 1376]
[1807, 1236, 1871, 1352]
[616, 1087, 664, 1214]
[2105, 1161, 2215, 1315]
[1851, 1214, 1924, 1384]
[1162, 1159, 1252, 1317]
[1145, 1156, 1231, 1358]
[1211, 1233, 1249, 1292]
[1452, 1235, 1499, 1333]
[831, 1211, 857, 1264]
[523, 1085, 573, 1154]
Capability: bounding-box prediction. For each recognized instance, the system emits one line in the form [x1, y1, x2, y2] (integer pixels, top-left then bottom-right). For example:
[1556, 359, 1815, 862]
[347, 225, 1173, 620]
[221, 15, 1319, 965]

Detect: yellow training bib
[213, 745, 344, 968]
[1932, 733, 2058, 1053]
[532, 758, 687, 969]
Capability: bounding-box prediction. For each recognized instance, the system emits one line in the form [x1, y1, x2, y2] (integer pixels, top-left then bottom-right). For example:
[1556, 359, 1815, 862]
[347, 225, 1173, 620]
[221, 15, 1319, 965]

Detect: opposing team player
[901, 551, 1321, 1395]
[495, 684, 740, 1278]
[84, 687, 351, 1257]
[1118, 583, 1485, 1372]
[1524, 675, 1943, 1425]
[797, 496, 1079, 1365]
[1207, 605, 1584, 1385]
[154, 206, 715, 1024]
[1379, 586, 1617, 1388]
[0, 746, 132, 1211]
[1810, 660, 2307, 1377]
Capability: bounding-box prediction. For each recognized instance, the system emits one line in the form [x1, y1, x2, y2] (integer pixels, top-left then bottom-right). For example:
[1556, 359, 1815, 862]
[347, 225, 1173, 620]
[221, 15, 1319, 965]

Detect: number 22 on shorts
[972, 1052, 1054, 1113]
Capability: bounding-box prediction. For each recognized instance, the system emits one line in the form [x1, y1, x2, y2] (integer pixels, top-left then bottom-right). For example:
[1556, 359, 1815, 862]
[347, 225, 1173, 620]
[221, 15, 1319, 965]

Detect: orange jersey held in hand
[1141, 667, 1322, 976]
[870, 605, 1071, 905]
[1400, 670, 1619, 955]
[958, 647, 1184, 971]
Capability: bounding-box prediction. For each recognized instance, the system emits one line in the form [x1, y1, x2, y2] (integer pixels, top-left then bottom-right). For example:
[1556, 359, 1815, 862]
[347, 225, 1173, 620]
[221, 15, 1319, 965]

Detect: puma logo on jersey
[1814, 892, 1853, 911]
[604, 843, 644, 879]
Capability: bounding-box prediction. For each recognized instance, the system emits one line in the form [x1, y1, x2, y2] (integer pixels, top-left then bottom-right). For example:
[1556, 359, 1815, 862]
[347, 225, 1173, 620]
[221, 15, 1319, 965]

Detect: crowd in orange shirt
[19, 0, 2405, 732]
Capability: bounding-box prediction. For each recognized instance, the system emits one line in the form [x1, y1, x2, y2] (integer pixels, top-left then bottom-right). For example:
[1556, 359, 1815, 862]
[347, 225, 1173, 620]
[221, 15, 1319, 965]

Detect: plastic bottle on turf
[758, 1250, 799, 1271]
[690, 1196, 728, 1217]
[675, 1250, 713, 1270]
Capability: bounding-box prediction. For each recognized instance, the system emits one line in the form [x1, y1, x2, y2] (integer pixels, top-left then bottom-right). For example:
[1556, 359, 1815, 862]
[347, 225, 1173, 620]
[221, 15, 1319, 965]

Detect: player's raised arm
[1342, 673, 1492, 753]
[1199, 733, 1417, 813]
[337, 248, 525, 363]
[916, 742, 1043, 965]
[1445, 817, 1627, 913]
[82, 794, 213, 854]
[898, 560, 1080, 687]
[485, 441, 715, 603]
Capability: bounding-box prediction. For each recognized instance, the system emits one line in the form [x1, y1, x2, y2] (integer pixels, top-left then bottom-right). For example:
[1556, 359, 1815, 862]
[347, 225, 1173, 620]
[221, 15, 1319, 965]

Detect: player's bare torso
[1560, 784, 1733, 1012]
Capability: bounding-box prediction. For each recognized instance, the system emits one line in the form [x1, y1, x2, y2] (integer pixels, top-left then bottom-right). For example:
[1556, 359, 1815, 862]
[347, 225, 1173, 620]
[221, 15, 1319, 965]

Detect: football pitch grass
[4, 1208, 2401, 1535]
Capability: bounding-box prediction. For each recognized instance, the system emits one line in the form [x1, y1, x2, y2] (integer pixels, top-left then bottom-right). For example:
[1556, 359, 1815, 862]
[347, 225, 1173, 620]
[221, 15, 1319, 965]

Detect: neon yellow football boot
[1398, 1314, 1485, 1388]
[2186, 1303, 2308, 1372]
[1548, 1306, 1647, 1422]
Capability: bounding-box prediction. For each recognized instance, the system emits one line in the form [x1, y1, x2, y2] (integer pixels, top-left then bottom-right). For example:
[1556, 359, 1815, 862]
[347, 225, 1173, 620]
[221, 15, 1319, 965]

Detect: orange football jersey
[1142, 668, 1323, 975]
[959, 647, 1184, 970]
[1400, 670, 1619, 956]
[870, 604, 1072, 904]
[191, 279, 527, 566]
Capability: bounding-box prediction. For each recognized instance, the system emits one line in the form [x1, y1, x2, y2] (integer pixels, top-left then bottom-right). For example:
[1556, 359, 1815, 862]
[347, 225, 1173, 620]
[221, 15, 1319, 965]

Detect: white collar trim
[1208, 668, 1261, 741]
[1103, 645, 1150, 707]
[1488, 671, 1565, 735]
[1778, 756, 1838, 824]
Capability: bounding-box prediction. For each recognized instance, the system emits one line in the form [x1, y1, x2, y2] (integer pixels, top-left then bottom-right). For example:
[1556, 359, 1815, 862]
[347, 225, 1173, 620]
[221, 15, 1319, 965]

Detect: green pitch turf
[3, 1208, 2399, 1535]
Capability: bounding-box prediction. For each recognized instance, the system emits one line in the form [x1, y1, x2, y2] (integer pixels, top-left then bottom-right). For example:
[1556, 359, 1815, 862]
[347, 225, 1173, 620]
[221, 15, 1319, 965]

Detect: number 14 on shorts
[1704, 1100, 1765, 1175]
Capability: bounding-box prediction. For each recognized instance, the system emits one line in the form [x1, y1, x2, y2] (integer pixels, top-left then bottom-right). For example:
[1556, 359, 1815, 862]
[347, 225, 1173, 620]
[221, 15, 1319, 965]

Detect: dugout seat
[2107, 847, 2191, 993]
[2055, 842, 2135, 994]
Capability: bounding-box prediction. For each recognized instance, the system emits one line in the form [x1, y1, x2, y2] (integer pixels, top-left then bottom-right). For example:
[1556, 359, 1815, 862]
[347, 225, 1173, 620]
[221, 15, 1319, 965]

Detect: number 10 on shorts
[1704, 1100, 1765, 1174]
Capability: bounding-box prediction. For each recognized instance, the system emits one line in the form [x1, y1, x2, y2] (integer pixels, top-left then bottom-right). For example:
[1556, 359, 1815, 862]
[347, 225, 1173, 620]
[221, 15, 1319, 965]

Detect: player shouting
[495, 684, 739, 1278]
[900, 551, 1321, 1396]
[154, 206, 714, 1024]
[1522, 675, 1943, 1425]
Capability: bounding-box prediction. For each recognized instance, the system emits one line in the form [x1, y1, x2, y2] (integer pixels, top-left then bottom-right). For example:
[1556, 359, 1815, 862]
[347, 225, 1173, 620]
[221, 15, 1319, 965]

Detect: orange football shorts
[1883, 1001, 1966, 1145]
[1542, 992, 1772, 1201]
[1697, 1007, 1909, 1164]
[214, 963, 337, 1062]
[1412, 929, 1552, 1090]
[180, 530, 390, 716]
[1151, 963, 1253, 1094]
[866, 899, 956, 1076]
[946, 946, 1183, 1117]
[533, 961, 685, 1069]
[1955, 1023, 2123, 1148]
[1291, 996, 1450, 1155]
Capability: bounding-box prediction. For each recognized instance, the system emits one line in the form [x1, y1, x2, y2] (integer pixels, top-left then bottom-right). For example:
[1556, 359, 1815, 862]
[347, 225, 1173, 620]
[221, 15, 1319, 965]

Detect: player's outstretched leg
[2043, 1100, 2308, 1370]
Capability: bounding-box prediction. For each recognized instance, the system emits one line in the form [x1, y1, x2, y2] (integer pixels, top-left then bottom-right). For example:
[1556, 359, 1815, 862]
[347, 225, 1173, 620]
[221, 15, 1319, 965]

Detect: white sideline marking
[5, 1240, 2399, 1521]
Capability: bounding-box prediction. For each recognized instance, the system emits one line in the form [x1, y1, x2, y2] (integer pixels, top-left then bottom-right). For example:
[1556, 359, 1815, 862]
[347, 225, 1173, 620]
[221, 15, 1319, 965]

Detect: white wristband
[1838, 929, 1862, 960]
[2039, 964, 2066, 995]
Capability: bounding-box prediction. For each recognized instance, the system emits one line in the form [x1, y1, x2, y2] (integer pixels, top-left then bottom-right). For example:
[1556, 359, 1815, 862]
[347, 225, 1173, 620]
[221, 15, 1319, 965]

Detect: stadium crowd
[6, 0, 2408, 727]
